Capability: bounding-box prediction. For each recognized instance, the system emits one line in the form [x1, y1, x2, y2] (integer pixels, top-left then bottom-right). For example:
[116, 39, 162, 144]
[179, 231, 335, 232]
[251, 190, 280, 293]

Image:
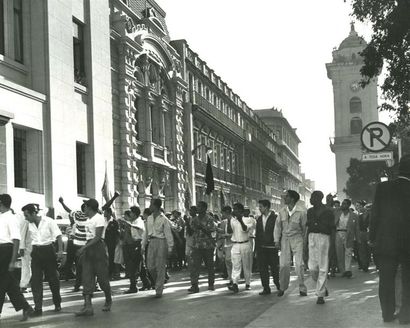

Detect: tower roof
[338, 22, 367, 50]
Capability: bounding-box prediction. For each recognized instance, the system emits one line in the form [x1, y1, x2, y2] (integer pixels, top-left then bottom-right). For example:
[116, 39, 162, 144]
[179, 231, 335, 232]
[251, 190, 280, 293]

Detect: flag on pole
[205, 155, 215, 195]
[101, 162, 113, 206]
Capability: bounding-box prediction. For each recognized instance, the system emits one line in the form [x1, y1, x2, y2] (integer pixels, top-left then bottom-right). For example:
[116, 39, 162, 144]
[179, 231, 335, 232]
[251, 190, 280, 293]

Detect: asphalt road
[1, 269, 286, 328]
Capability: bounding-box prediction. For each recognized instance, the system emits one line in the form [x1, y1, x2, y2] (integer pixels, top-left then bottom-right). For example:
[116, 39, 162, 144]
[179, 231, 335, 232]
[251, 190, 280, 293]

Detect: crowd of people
[0, 154, 409, 325]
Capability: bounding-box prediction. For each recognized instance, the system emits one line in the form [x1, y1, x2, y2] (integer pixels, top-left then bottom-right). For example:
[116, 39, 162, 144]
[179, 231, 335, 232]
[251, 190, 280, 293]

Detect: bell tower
[326, 23, 379, 200]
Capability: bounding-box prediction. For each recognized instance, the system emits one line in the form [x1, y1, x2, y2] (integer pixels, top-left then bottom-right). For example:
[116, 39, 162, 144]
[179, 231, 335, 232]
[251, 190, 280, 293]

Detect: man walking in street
[141, 199, 174, 298]
[22, 203, 64, 316]
[334, 199, 358, 278]
[370, 154, 410, 324]
[187, 201, 216, 293]
[274, 190, 307, 297]
[75, 198, 112, 316]
[255, 199, 280, 295]
[356, 200, 371, 272]
[58, 197, 88, 292]
[0, 194, 33, 321]
[219, 206, 233, 288]
[229, 203, 254, 293]
[306, 191, 335, 305]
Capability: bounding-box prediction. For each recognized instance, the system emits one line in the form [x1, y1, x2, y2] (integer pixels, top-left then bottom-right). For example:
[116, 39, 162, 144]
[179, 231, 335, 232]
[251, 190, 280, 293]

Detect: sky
[158, 0, 390, 193]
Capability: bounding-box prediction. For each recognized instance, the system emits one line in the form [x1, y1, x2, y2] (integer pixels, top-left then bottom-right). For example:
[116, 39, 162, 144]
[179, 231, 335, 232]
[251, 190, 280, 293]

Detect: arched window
[350, 117, 362, 135]
[350, 97, 362, 113]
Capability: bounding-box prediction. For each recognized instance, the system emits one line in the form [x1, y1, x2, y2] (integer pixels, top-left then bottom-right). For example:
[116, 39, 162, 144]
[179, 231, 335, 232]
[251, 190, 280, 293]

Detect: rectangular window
[0, 0, 4, 55]
[13, 0, 23, 62]
[76, 142, 86, 195]
[216, 144, 220, 168]
[14, 128, 27, 188]
[73, 19, 86, 85]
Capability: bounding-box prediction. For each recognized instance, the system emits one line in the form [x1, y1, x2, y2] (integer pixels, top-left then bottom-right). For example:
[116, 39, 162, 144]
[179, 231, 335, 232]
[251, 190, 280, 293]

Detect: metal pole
[398, 138, 402, 161]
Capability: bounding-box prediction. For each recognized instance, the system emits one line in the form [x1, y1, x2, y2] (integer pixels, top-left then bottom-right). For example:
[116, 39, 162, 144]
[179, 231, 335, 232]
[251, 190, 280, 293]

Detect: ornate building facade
[0, 0, 312, 216]
[327, 23, 379, 200]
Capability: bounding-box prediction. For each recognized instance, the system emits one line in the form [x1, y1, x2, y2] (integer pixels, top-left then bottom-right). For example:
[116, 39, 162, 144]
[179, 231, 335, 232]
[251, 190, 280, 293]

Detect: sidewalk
[246, 267, 395, 328]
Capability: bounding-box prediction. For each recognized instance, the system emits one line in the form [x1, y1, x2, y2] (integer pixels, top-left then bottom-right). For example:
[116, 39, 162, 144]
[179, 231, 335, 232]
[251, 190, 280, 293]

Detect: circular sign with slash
[360, 121, 392, 152]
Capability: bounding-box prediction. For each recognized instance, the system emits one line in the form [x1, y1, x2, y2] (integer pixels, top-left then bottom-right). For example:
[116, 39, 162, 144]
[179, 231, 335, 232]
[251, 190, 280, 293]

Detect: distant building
[326, 23, 379, 200]
[0, 0, 311, 215]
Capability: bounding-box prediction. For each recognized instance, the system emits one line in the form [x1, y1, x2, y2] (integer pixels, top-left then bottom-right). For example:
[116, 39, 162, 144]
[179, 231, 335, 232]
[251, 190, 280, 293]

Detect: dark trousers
[123, 242, 142, 290]
[0, 244, 30, 313]
[190, 248, 215, 286]
[257, 247, 280, 291]
[31, 245, 61, 310]
[378, 254, 410, 323]
[63, 239, 75, 279]
[81, 240, 111, 301]
[105, 241, 118, 278]
[357, 232, 370, 271]
[73, 244, 84, 289]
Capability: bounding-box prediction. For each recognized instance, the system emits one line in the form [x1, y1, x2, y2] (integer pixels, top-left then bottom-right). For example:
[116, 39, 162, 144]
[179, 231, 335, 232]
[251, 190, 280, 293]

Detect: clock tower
[326, 23, 379, 200]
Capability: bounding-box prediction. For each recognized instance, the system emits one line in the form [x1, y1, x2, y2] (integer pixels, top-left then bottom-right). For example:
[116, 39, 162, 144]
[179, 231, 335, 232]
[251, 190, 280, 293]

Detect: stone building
[0, 0, 310, 215]
[0, 0, 113, 213]
[256, 107, 302, 192]
[326, 23, 378, 200]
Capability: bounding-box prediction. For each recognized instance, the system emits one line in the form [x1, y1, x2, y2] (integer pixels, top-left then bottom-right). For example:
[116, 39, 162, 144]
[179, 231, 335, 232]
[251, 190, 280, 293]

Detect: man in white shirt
[0, 194, 33, 321]
[229, 202, 255, 293]
[75, 198, 112, 316]
[22, 203, 63, 316]
[17, 213, 31, 292]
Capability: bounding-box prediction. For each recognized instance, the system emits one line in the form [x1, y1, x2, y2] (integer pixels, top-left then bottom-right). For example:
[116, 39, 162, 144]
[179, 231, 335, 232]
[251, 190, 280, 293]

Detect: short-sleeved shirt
[69, 210, 88, 246]
[28, 216, 62, 246]
[0, 210, 21, 243]
[84, 213, 105, 241]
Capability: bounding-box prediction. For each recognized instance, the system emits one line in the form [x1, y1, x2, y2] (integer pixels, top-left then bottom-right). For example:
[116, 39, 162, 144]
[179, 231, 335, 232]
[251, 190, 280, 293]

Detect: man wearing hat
[22, 203, 63, 316]
[370, 154, 410, 324]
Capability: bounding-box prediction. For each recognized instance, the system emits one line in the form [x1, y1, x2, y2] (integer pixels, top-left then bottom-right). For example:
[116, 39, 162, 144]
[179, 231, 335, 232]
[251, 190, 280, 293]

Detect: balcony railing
[191, 91, 244, 138]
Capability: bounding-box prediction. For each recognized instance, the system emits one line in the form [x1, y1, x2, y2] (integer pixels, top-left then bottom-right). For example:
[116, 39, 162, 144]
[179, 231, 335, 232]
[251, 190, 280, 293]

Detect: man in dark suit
[370, 154, 410, 324]
[255, 199, 280, 295]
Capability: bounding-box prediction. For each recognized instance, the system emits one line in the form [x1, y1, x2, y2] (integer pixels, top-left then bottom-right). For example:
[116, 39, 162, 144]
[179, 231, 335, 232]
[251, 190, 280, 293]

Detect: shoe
[21, 306, 33, 321]
[259, 289, 271, 295]
[102, 299, 112, 312]
[124, 288, 138, 294]
[140, 285, 151, 291]
[54, 305, 62, 312]
[384, 314, 398, 322]
[345, 271, 352, 278]
[208, 285, 215, 291]
[299, 291, 307, 297]
[188, 285, 199, 294]
[232, 283, 239, 293]
[154, 294, 162, 298]
[75, 295, 94, 316]
[316, 297, 325, 305]
[72, 287, 80, 292]
[325, 288, 329, 297]
[277, 290, 285, 297]
[31, 309, 43, 317]
[245, 284, 251, 290]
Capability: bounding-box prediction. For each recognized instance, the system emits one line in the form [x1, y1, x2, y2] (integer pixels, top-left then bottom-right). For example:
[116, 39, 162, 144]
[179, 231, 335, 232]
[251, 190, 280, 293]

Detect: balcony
[191, 91, 244, 138]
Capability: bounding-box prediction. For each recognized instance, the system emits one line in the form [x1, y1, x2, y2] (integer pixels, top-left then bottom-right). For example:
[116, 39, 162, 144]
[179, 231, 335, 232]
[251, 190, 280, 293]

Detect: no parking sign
[360, 122, 392, 152]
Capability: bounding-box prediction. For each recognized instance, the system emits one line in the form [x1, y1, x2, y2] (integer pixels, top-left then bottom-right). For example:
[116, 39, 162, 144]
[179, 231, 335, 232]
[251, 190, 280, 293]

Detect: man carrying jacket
[274, 190, 307, 297]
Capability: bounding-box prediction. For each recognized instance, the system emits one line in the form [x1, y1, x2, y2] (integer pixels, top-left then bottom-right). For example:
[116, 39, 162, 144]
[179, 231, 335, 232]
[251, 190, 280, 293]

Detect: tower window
[350, 117, 362, 135]
[350, 97, 362, 113]
[13, 0, 23, 63]
[73, 18, 86, 85]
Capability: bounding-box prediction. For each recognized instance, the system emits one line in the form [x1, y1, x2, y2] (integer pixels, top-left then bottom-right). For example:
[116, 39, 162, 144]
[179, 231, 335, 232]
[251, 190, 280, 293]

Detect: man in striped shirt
[58, 197, 88, 292]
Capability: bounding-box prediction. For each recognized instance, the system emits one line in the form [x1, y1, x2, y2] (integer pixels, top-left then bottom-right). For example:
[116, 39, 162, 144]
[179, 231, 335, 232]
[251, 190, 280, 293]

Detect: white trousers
[231, 242, 252, 285]
[335, 231, 352, 273]
[308, 233, 330, 297]
[280, 235, 306, 293]
[20, 249, 32, 288]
